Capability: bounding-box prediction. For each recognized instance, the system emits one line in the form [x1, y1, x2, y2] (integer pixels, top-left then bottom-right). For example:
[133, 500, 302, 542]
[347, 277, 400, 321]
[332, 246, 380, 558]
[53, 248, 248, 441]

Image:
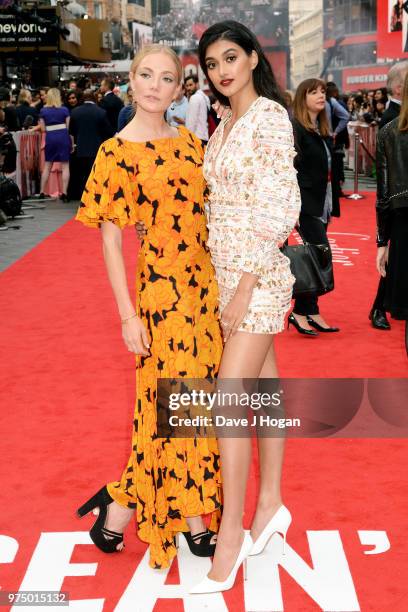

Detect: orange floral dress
[75, 126, 223, 568]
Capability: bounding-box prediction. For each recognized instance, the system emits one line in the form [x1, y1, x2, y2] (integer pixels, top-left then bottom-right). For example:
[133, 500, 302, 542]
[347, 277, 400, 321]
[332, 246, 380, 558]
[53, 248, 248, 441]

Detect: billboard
[0, 8, 58, 47]
[342, 65, 390, 92]
[132, 22, 153, 53]
[377, 0, 408, 59]
[153, 0, 289, 89]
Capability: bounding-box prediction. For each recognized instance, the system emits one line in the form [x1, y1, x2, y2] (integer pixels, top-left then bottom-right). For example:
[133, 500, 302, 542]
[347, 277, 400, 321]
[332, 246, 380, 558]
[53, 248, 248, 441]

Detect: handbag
[281, 227, 334, 298]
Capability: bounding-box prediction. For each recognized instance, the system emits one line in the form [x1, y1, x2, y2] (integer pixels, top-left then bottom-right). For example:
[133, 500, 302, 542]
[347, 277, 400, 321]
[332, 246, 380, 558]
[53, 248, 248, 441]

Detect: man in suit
[98, 78, 123, 133]
[69, 89, 113, 197]
[370, 60, 408, 329]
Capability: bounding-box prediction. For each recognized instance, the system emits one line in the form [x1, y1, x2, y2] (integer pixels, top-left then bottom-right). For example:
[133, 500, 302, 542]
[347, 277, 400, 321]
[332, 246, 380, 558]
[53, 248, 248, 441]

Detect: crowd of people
[0, 70, 389, 204]
[1, 16, 407, 605]
[0, 73, 221, 200]
[2, 58, 408, 349]
[72, 25, 408, 602]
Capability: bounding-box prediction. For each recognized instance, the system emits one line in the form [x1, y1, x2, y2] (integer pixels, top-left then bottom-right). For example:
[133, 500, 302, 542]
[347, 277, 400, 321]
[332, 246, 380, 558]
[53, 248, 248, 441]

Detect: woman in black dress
[289, 78, 339, 336]
[376, 72, 408, 356]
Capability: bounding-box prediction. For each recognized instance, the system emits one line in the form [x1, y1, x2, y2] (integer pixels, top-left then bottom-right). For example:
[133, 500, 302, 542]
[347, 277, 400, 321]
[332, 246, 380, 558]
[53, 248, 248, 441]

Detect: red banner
[342, 66, 390, 92]
[265, 50, 288, 91]
[377, 0, 408, 60]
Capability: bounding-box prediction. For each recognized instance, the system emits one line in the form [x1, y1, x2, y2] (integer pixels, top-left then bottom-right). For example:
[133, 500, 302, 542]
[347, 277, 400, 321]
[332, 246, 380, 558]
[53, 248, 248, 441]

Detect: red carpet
[0, 193, 407, 611]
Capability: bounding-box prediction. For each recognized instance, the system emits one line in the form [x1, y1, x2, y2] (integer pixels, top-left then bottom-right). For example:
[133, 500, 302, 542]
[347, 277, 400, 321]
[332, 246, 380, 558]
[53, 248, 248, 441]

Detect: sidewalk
[0, 199, 78, 273]
[0, 170, 376, 274]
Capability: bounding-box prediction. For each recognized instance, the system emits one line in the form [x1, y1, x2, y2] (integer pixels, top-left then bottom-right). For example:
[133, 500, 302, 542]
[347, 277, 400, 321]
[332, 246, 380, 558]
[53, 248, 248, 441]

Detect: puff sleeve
[239, 104, 301, 276]
[75, 139, 139, 229]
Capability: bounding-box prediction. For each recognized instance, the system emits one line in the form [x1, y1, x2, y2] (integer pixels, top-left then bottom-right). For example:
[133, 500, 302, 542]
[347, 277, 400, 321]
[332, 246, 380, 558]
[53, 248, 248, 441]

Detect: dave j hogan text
[168, 414, 301, 428]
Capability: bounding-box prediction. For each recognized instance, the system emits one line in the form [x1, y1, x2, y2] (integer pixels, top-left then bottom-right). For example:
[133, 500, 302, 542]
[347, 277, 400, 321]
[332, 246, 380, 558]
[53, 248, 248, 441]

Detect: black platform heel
[307, 316, 339, 332]
[77, 486, 124, 553]
[287, 313, 318, 336]
[177, 529, 217, 557]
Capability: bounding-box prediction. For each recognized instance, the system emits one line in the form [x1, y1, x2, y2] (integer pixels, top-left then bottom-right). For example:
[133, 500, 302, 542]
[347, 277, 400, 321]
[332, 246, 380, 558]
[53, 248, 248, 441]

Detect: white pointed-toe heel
[249, 505, 291, 556]
[189, 531, 253, 594]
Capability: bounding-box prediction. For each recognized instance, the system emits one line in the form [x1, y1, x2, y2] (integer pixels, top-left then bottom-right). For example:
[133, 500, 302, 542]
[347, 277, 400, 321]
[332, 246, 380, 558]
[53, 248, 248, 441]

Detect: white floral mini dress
[204, 96, 301, 334]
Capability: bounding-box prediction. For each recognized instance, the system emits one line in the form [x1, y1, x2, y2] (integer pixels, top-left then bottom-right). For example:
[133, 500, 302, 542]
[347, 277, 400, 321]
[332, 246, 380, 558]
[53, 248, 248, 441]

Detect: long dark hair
[198, 20, 285, 108]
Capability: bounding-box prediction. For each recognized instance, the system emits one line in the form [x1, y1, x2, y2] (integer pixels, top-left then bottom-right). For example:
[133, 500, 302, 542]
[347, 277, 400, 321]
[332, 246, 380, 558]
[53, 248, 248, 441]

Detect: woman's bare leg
[250, 340, 285, 543]
[40, 161, 52, 194]
[208, 331, 274, 581]
[61, 162, 70, 195]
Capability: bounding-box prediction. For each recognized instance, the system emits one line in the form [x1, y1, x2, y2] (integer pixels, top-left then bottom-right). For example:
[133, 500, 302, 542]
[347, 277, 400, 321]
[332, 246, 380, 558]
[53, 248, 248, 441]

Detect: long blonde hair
[130, 44, 183, 83]
[45, 88, 62, 108]
[398, 71, 408, 131]
[18, 89, 32, 105]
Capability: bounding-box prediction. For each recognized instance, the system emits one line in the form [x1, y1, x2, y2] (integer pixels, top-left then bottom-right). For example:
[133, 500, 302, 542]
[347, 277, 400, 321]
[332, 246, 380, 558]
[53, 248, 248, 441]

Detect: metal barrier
[346, 121, 378, 200]
[347, 133, 365, 200]
[346, 121, 377, 175]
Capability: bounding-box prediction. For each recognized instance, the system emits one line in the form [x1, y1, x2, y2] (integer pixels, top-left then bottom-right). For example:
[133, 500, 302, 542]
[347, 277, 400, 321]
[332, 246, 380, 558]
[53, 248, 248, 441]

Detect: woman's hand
[212, 100, 230, 120]
[221, 287, 253, 341]
[122, 316, 150, 356]
[376, 245, 389, 277]
[135, 221, 147, 241]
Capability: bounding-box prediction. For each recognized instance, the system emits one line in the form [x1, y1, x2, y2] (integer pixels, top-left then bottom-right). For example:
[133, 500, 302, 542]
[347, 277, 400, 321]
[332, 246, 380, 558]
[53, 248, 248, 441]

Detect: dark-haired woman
[64, 89, 81, 115]
[376, 71, 408, 356]
[391, 1, 405, 32]
[288, 78, 339, 335]
[190, 21, 300, 594]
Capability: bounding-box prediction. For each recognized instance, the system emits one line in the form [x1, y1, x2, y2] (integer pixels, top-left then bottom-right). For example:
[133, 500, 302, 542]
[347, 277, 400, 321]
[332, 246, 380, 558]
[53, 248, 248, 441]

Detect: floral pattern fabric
[76, 126, 223, 568]
[204, 96, 301, 334]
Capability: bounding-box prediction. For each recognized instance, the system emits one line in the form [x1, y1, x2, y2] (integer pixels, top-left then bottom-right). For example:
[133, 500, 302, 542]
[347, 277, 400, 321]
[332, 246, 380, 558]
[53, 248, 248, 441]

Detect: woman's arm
[330, 97, 350, 136]
[30, 117, 45, 132]
[245, 107, 301, 270]
[101, 221, 150, 355]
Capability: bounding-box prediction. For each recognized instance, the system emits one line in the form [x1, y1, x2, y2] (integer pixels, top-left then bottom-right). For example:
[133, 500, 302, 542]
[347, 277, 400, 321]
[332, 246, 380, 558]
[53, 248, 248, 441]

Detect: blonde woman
[38, 88, 72, 200]
[75, 44, 222, 569]
[16, 89, 39, 127]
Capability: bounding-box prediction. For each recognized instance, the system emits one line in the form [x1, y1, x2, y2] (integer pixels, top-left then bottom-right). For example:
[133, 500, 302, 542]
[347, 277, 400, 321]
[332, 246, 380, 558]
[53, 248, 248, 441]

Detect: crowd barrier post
[347, 132, 365, 200]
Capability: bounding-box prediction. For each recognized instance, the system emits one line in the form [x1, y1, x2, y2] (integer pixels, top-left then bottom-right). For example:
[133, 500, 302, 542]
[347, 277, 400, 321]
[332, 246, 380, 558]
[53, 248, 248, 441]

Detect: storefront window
[325, 0, 376, 36]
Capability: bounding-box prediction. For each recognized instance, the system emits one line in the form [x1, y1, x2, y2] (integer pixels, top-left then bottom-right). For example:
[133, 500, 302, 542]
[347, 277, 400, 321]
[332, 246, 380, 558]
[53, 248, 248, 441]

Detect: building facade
[290, 0, 323, 89]
[77, 0, 152, 56]
[323, 0, 390, 92]
[289, 0, 322, 27]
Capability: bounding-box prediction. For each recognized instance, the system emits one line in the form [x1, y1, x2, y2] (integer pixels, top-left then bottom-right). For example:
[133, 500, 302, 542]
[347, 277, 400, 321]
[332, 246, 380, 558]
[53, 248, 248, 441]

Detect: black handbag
[281, 228, 334, 298]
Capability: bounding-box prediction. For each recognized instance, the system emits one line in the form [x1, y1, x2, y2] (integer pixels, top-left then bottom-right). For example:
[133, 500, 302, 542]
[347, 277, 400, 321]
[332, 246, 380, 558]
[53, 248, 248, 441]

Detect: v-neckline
[211, 96, 262, 174]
